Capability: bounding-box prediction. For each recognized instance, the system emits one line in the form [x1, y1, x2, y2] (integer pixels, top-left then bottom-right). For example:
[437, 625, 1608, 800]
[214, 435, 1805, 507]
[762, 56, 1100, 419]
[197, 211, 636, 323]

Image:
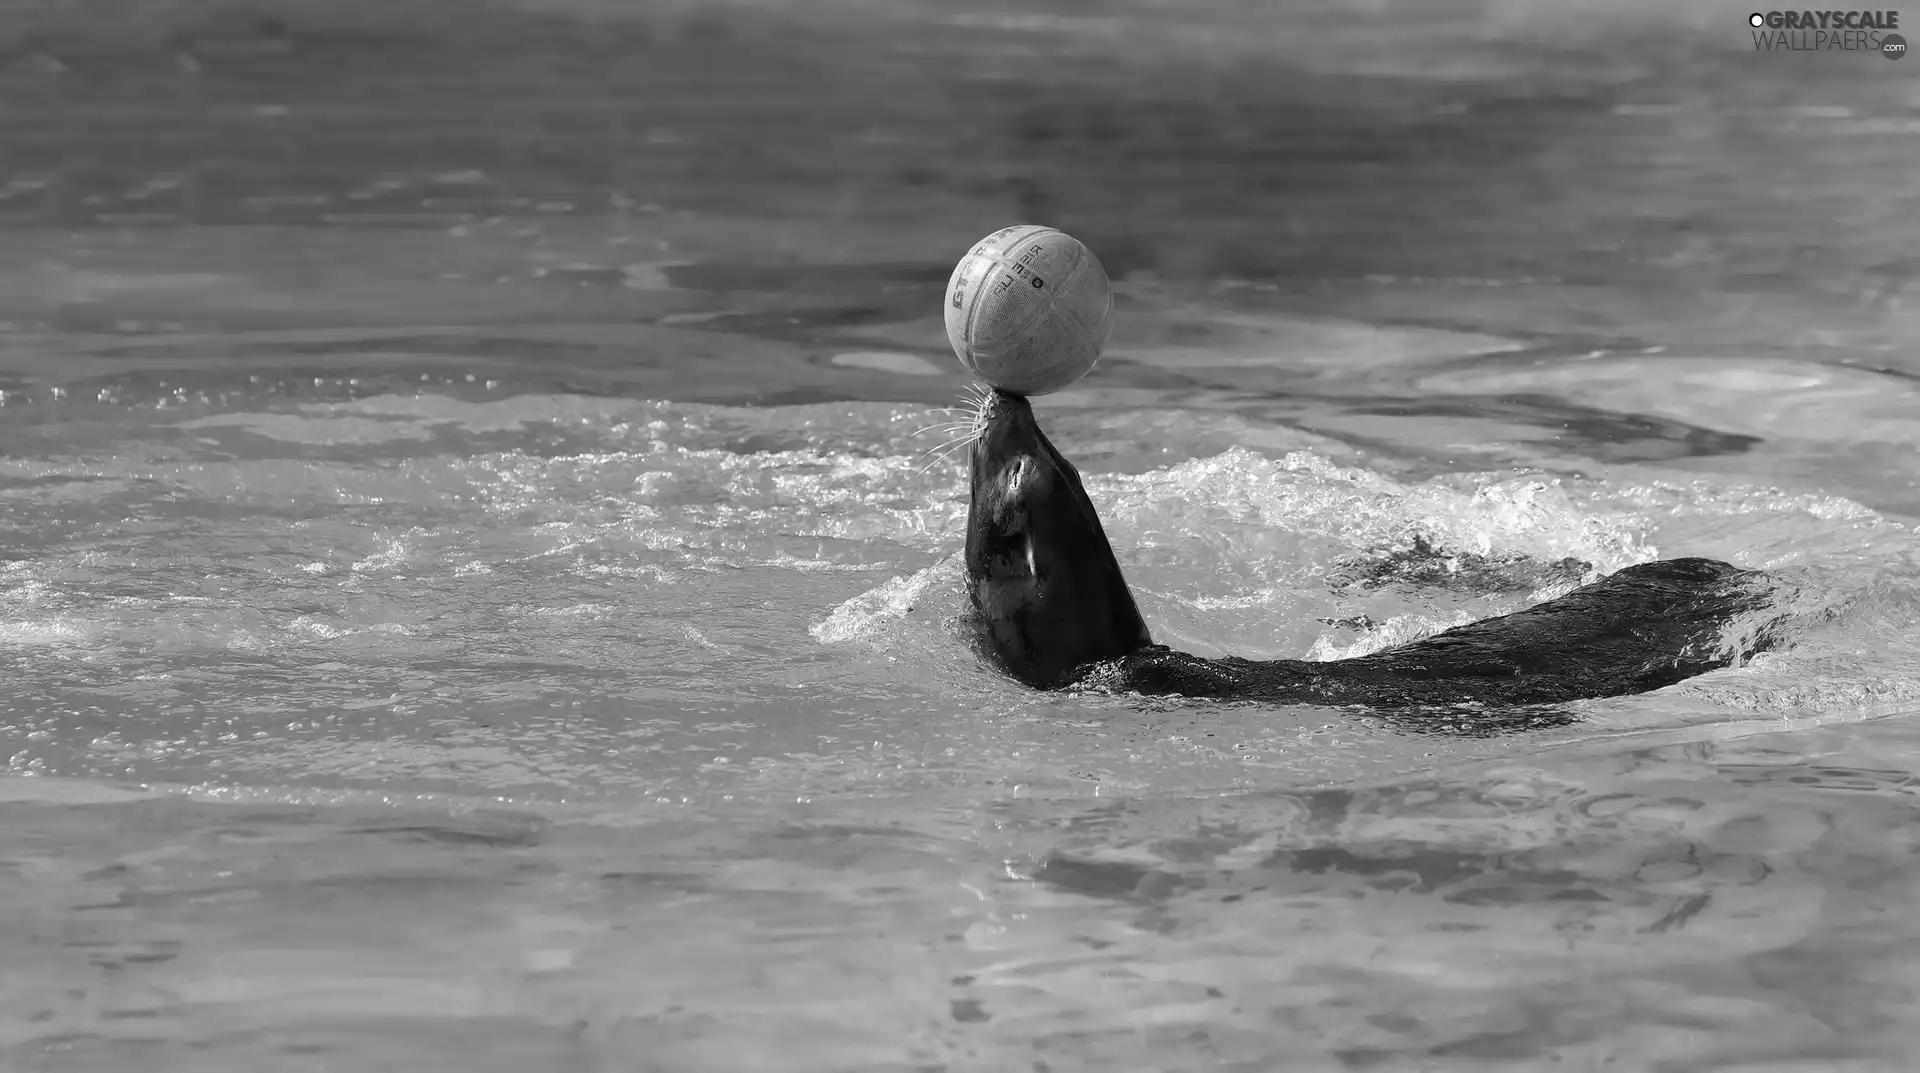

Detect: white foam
[1305, 611, 1481, 661]
[1097, 447, 1655, 571]
[810, 557, 963, 645]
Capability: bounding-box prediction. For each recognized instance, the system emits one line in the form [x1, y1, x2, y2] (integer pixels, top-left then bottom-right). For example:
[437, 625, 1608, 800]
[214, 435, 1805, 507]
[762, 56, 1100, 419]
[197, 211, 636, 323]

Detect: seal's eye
[1005, 456, 1032, 498]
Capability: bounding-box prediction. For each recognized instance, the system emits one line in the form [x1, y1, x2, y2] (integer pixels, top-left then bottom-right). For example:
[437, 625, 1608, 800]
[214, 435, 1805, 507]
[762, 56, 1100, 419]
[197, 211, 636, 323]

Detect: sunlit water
[6, 3, 1920, 1070]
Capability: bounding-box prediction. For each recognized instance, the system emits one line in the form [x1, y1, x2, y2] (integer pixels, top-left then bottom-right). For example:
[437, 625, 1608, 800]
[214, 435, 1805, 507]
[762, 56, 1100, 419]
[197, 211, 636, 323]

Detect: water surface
[3, 2, 1920, 1069]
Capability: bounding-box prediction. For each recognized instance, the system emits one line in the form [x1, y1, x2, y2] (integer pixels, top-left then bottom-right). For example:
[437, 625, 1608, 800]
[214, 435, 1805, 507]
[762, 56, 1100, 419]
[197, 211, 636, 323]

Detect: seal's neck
[964, 390, 1151, 688]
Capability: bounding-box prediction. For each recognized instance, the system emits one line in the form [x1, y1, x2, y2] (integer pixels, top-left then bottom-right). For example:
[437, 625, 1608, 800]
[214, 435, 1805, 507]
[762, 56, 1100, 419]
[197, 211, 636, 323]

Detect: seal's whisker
[906, 383, 996, 474]
[915, 426, 983, 470]
[909, 431, 972, 448]
[915, 433, 975, 462]
[910, 421, 974, 437]
[917, 446, 970, 475]
[916, 454, 956, 476]
[903, 400, 985, 441]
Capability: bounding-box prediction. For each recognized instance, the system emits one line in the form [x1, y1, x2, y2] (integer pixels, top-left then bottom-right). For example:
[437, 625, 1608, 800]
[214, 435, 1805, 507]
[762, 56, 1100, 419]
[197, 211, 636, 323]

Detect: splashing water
[0, 295, 1914, 1069]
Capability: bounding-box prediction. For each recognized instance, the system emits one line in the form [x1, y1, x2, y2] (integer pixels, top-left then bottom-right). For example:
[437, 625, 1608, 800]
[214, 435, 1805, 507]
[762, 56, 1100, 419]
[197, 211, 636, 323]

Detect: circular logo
[1885, 33, 1908, 59]
[1749, 12, 1766, 27]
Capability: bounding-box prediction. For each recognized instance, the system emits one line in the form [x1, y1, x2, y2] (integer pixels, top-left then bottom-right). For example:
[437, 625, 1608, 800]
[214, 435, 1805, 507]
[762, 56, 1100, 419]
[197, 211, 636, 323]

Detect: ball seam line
[962, 225, 1055, 357]
[964, 227, 1077, 364]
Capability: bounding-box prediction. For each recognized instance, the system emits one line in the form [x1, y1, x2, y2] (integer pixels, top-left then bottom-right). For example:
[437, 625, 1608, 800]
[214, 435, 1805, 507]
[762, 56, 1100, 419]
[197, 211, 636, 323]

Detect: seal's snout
[971, 389, 1036, 455]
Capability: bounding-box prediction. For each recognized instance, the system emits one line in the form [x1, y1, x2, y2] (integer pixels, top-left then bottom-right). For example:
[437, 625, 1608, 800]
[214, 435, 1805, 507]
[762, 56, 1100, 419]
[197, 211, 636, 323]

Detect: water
[4, 2, 1920, 1069]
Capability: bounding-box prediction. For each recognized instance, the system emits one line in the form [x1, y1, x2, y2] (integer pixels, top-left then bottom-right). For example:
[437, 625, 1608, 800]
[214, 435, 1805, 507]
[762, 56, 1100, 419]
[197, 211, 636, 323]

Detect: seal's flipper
[966, 391, 1151, 688]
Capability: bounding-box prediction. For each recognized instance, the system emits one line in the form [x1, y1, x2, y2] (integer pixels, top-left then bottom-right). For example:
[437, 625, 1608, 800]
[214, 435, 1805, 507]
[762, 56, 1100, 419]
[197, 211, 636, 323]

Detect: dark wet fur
[966, 390, 1152, 688]
[965, 391, 1783, 711]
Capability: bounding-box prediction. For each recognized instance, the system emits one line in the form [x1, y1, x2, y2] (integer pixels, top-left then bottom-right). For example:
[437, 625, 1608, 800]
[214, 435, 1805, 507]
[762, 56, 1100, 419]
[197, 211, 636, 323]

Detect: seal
[965, 390, 1782, 709]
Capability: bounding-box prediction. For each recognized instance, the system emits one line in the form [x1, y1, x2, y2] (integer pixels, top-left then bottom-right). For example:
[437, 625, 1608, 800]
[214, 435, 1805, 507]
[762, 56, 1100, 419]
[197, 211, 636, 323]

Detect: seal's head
[965, 390, 1151, 688]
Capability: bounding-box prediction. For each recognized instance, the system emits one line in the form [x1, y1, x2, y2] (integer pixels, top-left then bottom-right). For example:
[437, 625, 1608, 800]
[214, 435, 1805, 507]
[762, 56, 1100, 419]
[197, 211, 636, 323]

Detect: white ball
[943, 224, 1113, 396]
